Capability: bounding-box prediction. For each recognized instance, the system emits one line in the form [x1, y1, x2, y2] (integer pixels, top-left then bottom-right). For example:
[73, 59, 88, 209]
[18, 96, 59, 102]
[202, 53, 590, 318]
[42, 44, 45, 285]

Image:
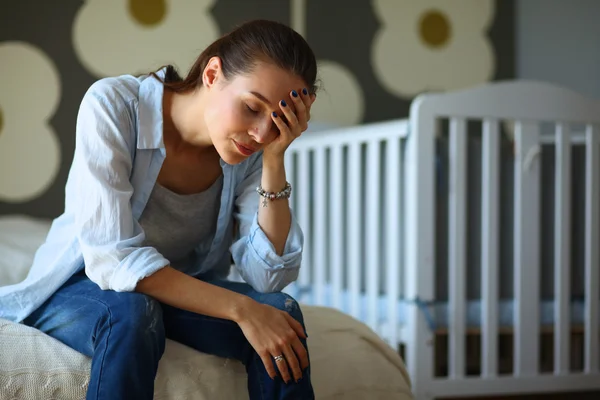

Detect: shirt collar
[137, 67, 167, 150]
[136, 68, 239, 172]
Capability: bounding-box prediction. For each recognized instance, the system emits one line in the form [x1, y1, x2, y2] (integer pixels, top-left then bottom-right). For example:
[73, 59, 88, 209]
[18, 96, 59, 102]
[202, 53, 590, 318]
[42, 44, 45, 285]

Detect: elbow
[84, 264, 114, 291]
[252, 266, 300, 293]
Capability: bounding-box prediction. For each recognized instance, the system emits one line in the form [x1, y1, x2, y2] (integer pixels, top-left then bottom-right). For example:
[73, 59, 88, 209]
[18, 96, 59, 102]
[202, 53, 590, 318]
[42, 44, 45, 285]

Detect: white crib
[282, 80, 600, 399]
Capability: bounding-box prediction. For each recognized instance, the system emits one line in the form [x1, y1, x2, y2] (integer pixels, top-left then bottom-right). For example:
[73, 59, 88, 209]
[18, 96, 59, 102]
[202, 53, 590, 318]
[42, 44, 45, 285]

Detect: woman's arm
[229, 89, 315, 293]
[230, 156, 303, 293]
[257, 154, 291, 255]
[72, 80, 171, 292]
[135, 266, 249, 321]
[135, 265, 309, 383]
[259, 89, 315, 255]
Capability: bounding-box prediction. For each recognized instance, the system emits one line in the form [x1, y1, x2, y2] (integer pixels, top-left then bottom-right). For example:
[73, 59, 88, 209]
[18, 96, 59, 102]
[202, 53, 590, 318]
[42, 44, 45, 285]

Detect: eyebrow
[249, 91, 274, 106]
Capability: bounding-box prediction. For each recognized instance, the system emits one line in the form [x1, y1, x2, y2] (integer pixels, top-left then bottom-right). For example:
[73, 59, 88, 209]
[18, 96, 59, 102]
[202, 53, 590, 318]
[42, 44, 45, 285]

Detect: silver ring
[274, 355, 285, 362]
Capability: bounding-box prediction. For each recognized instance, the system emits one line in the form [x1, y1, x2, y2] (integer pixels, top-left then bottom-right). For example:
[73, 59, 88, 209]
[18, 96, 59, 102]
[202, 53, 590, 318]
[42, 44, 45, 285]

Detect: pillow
[0, 214, 52, 286]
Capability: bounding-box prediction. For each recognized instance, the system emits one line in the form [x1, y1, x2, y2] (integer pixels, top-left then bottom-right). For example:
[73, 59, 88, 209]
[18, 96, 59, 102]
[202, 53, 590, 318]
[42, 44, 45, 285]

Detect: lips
[233, 140, 255, 156]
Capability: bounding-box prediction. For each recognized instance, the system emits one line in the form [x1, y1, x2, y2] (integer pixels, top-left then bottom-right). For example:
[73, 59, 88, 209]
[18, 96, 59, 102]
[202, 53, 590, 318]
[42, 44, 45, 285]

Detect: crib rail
[410, 81, 600, 398]
[283, 80, 600, 399]
[284, 119, 409, 348]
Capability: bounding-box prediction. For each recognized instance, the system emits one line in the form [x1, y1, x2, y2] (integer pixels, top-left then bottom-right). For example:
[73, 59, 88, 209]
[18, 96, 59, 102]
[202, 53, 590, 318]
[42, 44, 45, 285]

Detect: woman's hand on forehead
[263, 87, 316, 159]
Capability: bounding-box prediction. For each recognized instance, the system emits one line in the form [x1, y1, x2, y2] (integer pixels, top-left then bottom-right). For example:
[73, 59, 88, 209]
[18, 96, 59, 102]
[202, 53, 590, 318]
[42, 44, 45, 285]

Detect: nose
[249, 119, 272, 144]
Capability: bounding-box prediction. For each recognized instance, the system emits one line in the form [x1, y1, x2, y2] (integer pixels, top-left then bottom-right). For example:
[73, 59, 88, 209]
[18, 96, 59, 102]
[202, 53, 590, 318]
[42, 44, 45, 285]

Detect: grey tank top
[139, 176, 223, 271]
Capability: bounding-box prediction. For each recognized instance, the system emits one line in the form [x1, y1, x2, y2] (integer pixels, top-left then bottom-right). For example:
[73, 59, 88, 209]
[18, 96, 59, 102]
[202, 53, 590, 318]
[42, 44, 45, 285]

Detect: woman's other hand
[235, 298, 309, 383]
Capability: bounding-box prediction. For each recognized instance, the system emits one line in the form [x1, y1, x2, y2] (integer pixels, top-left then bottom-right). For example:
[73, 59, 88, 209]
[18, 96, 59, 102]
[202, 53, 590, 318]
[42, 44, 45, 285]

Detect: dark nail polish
[302, 88, 308, 95]
[292, 90, 298, 97]
[272, 112, 277, 117]
[281, 100, 287, 107]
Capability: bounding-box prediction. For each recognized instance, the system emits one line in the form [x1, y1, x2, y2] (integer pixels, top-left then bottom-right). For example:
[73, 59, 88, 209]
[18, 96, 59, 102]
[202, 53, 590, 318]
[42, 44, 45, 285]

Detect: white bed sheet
[0, 215, 412, 399]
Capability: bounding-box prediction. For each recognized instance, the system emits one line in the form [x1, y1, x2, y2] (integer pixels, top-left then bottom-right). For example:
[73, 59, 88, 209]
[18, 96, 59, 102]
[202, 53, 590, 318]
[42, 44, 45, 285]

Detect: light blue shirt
[0, 69, 303, 323]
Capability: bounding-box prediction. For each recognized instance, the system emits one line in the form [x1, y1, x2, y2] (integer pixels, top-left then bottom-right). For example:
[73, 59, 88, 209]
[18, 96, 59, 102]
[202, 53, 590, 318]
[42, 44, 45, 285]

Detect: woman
[1, 19, 318, 399]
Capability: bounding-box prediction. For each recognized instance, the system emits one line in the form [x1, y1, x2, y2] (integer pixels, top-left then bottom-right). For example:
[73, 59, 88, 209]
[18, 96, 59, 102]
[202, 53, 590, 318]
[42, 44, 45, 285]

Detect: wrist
[262, 153, 285, 169]
[261, 154, 286, 192]
[230, 295, 256, 323]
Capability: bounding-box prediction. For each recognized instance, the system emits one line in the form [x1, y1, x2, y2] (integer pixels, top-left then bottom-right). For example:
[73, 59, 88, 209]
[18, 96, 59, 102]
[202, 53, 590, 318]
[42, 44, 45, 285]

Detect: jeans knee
[109, 293, 165, 350]
[261, 292, 305, 326]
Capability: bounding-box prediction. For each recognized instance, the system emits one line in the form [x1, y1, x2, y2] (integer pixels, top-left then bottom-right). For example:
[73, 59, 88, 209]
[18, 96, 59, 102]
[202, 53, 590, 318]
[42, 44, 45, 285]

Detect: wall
[0, 0, 514, 218]
[516, 0, 600, 99]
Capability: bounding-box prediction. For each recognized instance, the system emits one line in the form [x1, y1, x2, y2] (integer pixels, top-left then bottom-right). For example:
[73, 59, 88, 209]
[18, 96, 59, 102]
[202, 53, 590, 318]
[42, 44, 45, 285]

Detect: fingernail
[292, 90, 298, 97]
[272, 112, 277, 117]
[302, 88, 308, 95]
[281, 100, 287, 107]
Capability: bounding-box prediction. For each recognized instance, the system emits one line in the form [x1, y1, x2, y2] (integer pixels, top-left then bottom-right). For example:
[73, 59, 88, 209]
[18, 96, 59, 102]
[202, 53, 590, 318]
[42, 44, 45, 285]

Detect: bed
[281, 80, 600, 399]
[0, 215, 413, 399]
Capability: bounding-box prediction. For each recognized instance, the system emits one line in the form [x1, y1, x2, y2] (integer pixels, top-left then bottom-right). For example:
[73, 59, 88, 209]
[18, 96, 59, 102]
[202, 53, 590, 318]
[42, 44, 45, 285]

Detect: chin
[216, 141, 249, 165]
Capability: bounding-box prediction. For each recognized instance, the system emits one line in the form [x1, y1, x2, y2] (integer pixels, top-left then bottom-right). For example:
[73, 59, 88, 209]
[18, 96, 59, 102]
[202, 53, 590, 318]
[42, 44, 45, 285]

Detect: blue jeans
[23, 270, 314, 399]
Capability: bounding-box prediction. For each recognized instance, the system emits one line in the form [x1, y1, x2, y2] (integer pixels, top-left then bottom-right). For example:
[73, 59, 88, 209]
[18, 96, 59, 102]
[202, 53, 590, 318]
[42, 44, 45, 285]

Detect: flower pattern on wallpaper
[73, 0, 219, 77]
[0, 42, 62, 203]
[310, 62, 365, 128]
[372, 0, 495, 98]
[288, 1, 365, 128]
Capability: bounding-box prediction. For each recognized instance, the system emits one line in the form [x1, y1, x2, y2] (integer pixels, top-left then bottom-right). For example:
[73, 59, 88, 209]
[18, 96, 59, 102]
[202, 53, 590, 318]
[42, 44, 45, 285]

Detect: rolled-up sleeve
[230, 154, 304, 293]
[71, 81, 169, 292]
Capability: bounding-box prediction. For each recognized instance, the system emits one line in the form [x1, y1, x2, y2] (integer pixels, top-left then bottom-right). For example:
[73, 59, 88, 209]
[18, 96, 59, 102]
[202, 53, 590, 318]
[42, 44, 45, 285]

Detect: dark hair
[153, 19, 318, 94]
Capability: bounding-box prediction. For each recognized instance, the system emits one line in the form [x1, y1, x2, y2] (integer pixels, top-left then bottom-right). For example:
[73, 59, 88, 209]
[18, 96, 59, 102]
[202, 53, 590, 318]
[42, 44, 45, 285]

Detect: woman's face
[200, 57, 308, 165]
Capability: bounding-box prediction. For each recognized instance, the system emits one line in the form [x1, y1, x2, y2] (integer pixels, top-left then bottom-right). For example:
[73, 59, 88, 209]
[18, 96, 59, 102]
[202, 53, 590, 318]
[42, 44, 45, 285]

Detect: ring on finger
[274, 354, 285, 362]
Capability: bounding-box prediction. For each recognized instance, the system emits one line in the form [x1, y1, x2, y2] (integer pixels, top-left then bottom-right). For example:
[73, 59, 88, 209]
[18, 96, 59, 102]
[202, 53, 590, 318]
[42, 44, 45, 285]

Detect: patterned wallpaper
[0, 0, 514, 218]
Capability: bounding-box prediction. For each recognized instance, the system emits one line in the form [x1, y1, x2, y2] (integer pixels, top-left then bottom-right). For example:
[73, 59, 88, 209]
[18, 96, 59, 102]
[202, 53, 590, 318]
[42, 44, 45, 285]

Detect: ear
[202, 56, 223, 89]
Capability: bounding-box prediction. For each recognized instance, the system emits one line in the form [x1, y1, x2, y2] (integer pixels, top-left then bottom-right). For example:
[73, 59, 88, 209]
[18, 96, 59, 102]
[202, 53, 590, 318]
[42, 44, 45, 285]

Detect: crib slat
[366, 140, 381, 330]
[554, 123, 572, 375]
[449, 117, 467, 378]
[514, 121, 541, 376]
[481, 119, 500, 377]
[297, 150, 312, 302]
[313, 147, 327, 305]
[584, 124, 599, 373]
[348, 142, 362, 319]
[385, 137, 402, 347]
[330, 145, 344, 310]
[284, 152, 297, 296]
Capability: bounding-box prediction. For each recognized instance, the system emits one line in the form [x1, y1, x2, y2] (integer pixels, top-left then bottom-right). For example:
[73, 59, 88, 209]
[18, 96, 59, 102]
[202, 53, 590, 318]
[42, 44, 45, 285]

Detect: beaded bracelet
[256, 182, 292, 207]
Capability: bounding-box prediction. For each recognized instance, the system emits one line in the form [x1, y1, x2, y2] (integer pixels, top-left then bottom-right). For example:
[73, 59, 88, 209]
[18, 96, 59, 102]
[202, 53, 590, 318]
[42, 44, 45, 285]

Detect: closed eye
[245, 104, 259, 114]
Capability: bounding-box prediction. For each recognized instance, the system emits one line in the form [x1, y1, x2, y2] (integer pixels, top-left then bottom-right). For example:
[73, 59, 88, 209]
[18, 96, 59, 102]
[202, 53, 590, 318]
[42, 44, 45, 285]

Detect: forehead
[229, 61, 307, 100]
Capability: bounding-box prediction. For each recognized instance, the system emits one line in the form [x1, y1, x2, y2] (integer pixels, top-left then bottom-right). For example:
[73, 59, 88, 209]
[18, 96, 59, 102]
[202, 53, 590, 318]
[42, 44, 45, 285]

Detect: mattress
[291, 285, 593, 331]
[0, 215, 413, 399]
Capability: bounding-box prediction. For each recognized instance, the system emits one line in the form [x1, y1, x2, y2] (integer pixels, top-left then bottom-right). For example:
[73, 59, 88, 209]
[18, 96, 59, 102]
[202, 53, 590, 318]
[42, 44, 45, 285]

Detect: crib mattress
[293, 285, 593, 331]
